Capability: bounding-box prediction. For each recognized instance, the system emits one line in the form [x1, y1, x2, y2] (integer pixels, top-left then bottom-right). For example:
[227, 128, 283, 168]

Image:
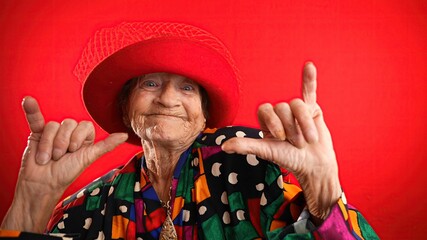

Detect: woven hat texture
[74, 22, 238, 84]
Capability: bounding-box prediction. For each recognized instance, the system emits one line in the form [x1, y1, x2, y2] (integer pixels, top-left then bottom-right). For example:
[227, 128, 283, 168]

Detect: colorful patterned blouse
[0, 127, 378, 239]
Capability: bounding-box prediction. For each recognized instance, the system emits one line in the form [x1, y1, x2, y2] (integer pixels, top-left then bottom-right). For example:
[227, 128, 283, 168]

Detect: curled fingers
[69, 121, 95, 152]
[290, 99, 319, 143]
[273, 102, 306, 148]
[52, 119, 78, 160]
[36, 121, 60, 164]
[257, 103, 285, 140]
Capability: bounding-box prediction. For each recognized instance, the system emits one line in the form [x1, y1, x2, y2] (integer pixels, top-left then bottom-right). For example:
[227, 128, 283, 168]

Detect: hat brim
[83, 37, 239, 145]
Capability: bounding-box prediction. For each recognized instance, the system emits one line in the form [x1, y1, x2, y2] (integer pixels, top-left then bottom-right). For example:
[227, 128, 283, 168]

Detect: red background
[1, 1, 426, 239]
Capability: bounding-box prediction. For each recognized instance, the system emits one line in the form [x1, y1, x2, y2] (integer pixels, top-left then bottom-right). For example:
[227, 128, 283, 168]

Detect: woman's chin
[135, 119, 201, 146]
[141, 124, 180, 142]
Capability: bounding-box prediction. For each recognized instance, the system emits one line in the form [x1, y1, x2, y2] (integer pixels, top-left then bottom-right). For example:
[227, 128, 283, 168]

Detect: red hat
[74, 22, 240, 145]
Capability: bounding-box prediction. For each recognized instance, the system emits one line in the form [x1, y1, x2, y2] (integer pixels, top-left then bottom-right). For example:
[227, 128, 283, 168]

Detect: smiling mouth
[146, 114, 184, 119]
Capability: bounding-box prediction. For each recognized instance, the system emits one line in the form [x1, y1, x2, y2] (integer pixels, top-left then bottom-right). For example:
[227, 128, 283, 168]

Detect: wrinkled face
[127, 73, 206, 146]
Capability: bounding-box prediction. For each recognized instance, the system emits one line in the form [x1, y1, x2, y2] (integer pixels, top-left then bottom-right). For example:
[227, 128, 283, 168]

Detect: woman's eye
[142, 80, 158, 88]
[182, 85, 194, 91]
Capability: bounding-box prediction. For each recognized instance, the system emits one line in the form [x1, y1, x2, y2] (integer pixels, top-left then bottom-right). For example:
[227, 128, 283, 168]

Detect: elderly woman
[1, 22, 377, 239]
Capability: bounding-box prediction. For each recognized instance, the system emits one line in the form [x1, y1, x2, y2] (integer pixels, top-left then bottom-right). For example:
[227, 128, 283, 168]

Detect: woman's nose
[156, 83, 180, 107]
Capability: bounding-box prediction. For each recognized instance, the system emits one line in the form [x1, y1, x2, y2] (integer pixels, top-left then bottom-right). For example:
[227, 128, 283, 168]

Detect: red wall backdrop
[1, 0, 426, 239]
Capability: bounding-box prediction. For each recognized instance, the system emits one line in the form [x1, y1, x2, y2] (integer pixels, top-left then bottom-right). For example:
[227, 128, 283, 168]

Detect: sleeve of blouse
[267, 192, 380, 240]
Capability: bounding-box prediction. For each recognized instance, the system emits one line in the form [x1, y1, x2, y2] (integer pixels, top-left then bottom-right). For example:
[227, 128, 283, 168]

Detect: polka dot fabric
[0, 127, 378, 239]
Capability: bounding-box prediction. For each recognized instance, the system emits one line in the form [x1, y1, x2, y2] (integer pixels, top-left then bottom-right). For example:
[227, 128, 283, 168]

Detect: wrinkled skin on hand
[1, 97, 127, 232]
[222, 62, 342, 222]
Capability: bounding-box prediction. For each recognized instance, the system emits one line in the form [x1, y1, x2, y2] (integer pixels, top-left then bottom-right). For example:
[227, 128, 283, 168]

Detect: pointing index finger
[302, 62, 317, 105]
[22, 96, 45, 134]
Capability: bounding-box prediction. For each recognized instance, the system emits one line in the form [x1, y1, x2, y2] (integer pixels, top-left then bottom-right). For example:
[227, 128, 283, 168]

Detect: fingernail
[36, 152, 50, 165]
[69, 143, 77, 152]
[221, 144, 228, 152]
[223, 149, 235, 154]
[221, 144, 236, 154]
[120, 133, 129, 141]
[277, 131, 286, 141]
[53, 148, 62, 160]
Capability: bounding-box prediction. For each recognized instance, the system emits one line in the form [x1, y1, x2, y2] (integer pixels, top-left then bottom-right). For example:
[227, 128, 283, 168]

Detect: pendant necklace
[147, 169, 178, 240]
[159, 197, 177, 240]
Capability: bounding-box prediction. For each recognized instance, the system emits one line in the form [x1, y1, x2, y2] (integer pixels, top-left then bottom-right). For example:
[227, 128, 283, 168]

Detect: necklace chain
[160, 198, 171, 214]
[146, 169, 177, 240]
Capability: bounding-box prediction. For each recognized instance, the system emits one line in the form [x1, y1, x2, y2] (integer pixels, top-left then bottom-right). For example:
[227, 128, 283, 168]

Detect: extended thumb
[222, 137, 267, 157]
[87, 133, 128, 165]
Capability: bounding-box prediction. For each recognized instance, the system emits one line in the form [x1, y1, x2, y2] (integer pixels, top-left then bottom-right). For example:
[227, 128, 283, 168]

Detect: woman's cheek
[130, 115, 143, 138]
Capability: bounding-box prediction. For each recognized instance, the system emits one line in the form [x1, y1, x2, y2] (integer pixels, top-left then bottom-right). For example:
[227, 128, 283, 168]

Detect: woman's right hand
[1, 96, 128, 233]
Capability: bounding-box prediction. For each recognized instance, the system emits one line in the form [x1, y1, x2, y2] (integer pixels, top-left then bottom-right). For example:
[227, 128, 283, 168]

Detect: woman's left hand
[222, 62, 342, 221]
